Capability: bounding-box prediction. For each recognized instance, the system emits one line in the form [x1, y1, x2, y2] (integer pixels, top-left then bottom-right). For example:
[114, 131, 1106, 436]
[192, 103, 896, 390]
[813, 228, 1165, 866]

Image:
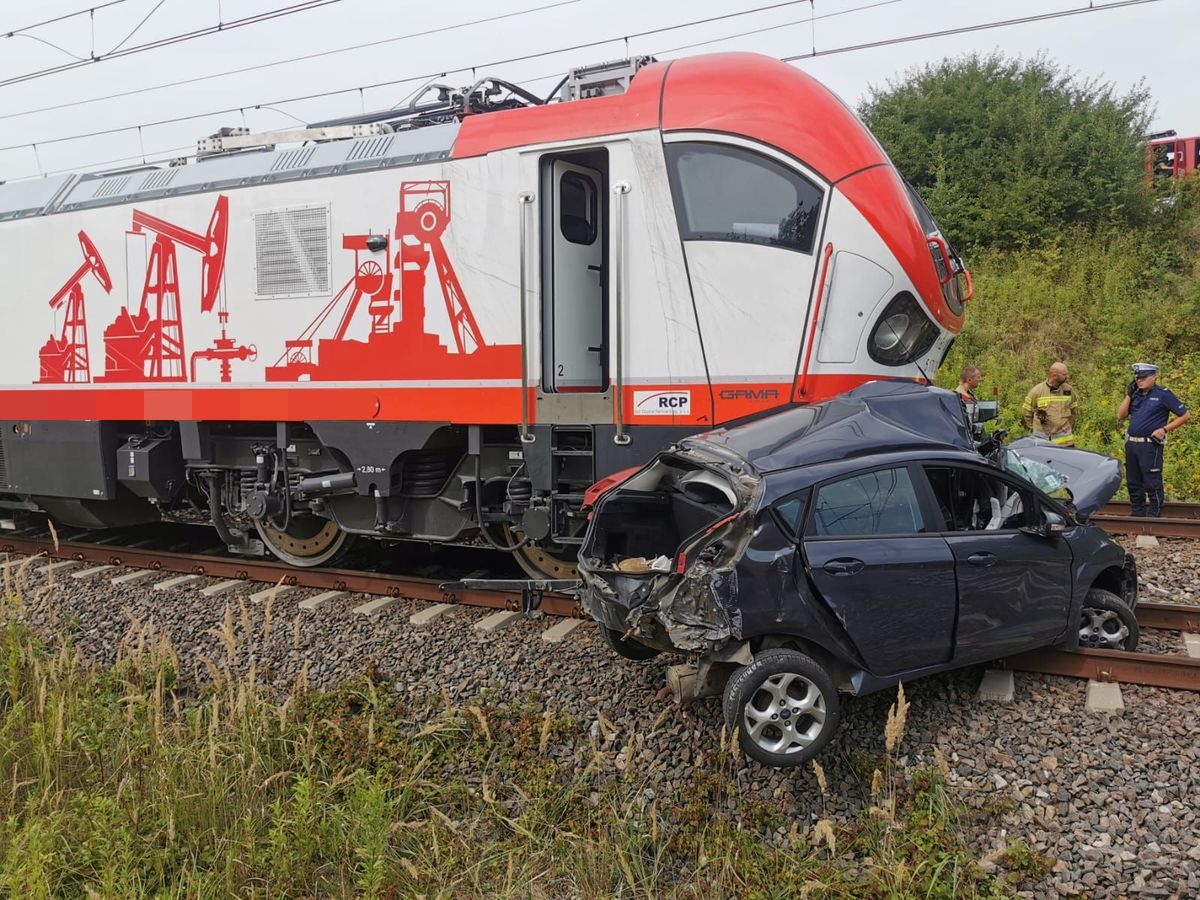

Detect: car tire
[1079, 588, 1139, 651]
[722, 648, 840, 768]
[598, 622, 661, 661]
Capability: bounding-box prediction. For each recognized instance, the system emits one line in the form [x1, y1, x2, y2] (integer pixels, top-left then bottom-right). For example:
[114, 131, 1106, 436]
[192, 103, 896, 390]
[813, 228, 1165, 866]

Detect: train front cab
[492, 54, 968, 574]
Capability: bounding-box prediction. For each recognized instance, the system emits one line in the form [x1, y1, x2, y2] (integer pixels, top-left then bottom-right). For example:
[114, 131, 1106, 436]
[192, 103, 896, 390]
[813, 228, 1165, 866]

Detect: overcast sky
[0, 0, 1194, 182]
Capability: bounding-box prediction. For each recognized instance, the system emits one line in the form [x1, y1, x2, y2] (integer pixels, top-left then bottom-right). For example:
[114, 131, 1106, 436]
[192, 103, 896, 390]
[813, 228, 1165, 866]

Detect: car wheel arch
[755, 634, 854, 692]
[1086, 564, 1135, 607]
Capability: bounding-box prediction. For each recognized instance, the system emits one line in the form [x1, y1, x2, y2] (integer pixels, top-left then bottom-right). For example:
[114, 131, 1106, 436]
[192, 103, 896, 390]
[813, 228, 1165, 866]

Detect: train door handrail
[518, 191, 536, 444]
[612, 181, 632, 445]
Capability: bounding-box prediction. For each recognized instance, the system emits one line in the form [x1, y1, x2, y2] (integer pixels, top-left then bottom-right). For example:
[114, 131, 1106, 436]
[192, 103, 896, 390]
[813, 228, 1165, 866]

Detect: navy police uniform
[1125, 366, 1188, 517]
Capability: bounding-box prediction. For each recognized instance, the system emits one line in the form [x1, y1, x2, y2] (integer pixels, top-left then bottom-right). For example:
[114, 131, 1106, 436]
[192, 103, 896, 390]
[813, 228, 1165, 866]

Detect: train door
[541, 151, 608, 392]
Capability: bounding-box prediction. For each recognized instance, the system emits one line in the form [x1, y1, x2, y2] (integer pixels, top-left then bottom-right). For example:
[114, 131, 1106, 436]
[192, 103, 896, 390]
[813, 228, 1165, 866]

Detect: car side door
[922, 464, 1074, 662]
[800, 464, 957, 675]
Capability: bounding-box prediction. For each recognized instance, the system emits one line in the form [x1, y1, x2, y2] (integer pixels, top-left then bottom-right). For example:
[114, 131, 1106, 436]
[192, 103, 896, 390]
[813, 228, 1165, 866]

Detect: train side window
[867, 291, 940, 366]
[559, 171, 597, 245]
[665, 142, 823, 253]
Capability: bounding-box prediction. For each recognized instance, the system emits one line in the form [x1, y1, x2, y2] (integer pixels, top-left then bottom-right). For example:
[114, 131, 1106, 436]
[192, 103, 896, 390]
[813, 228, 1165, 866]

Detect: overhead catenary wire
[0, 0, 348, 90]
[651, 0, 901, 57]
[0, 0, 585, 124]
[0, 0, 827, 154]
[782, 0, 1173, 61]
[105, 0, 170, 56]
[1, 0, 132, 38]
[2, 0, 1177, 178]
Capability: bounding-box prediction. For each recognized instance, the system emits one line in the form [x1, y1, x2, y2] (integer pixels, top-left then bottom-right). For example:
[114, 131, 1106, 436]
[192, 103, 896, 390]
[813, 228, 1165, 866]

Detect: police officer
[1022, 362, 1076, 446]
[1117, 363, 1191, 517]
[956, 365, 982, 403]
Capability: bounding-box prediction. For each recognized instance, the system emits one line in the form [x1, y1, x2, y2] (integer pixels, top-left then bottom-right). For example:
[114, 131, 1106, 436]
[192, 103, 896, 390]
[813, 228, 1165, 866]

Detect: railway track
[0, 528, 580, 618]
[6, 524, 1198, 691]
[1092, 500, 1200, 538]
[1002, 601, 1200, 692]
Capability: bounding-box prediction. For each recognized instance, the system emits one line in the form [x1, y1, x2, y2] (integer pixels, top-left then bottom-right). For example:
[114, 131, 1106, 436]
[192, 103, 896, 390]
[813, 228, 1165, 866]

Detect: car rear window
[810, 468, 926, 537]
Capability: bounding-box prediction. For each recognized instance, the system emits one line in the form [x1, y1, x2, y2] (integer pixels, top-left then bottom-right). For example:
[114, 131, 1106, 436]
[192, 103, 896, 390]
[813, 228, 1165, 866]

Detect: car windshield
[1000, 448, 1073, 503]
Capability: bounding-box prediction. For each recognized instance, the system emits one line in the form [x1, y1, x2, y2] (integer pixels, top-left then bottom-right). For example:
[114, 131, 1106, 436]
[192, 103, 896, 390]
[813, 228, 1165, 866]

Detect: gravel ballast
[7, 536, 1200, 897]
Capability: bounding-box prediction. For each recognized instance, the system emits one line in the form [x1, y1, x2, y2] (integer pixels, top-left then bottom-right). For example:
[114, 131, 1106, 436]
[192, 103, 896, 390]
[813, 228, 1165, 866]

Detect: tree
[860, 54, 1152, 251]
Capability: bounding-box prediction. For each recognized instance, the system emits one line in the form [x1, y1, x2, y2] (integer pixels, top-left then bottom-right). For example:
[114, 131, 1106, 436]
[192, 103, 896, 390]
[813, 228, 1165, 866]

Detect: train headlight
[867, 292, 939, 366]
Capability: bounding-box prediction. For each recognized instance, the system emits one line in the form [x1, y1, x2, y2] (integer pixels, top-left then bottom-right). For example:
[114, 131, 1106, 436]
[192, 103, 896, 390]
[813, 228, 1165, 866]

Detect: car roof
[684, 381, 975, 474]
[755, 447, 989, 504]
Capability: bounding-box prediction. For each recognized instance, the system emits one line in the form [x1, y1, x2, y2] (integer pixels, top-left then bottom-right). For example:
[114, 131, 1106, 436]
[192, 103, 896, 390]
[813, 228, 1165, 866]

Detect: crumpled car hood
[1006, 437, 1122, 520]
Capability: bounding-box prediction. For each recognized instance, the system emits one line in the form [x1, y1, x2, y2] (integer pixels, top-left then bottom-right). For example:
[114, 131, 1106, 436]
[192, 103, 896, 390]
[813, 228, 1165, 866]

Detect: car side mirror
[1043, 510, 1067, 535]
[1023, 510, 1067, 538]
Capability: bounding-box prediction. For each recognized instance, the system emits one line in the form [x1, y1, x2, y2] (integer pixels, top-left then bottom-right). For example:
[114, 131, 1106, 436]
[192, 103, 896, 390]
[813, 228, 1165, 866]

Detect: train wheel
[255, 515, 353, 568]
[503, 525, 579, 580]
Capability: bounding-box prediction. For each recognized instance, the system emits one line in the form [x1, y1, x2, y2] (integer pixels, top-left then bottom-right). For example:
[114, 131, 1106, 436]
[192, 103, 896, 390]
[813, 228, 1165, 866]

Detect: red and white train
[0, 53, 969, 577]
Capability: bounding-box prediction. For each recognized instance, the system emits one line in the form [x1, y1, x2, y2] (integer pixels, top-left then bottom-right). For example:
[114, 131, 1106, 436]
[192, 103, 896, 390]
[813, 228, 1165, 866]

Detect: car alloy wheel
[722, 648, 840, 768]
[1078, 588, 1139, 651]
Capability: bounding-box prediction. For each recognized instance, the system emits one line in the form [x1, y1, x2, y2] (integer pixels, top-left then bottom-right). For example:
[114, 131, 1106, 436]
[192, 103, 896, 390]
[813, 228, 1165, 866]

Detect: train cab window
[665, 142, 823, 252]
[867, 291, 940, 366]
[559, 171, 597, 245]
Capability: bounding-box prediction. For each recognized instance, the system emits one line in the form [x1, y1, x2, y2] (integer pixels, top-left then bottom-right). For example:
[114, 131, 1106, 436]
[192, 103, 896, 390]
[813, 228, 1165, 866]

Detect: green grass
[0, 580, 1029, 897]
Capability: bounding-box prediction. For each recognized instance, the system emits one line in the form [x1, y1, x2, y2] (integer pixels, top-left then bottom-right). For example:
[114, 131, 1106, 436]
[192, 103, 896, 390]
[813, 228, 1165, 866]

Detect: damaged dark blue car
[578, 383, 1138, 768]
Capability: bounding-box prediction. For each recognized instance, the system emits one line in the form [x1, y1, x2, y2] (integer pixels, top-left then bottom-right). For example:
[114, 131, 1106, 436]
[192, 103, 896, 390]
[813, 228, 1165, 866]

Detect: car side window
[925, 466, 1029, 531]
[771, 489, 810, 539]
[809, 468, 926, 537]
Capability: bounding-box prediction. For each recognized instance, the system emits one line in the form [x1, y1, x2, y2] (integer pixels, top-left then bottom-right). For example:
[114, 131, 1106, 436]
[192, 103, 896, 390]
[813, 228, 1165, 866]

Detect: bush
[861, 53, 1152, 252]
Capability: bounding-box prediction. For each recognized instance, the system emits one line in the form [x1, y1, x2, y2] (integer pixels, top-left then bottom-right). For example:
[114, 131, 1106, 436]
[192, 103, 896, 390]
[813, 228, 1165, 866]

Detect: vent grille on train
[347, 135, 395, 162]
[94, 175, 131, 198]
[139, 168, 179, 191]
[0, 439, 8, 487]
[252, 204, 332, 299]
[270, 147, 317, 172]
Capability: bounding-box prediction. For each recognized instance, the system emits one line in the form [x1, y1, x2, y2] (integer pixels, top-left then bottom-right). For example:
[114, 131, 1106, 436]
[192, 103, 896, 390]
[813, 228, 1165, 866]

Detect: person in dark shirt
[1117, 363, 1191, 517]
[955, 365, 982, 403]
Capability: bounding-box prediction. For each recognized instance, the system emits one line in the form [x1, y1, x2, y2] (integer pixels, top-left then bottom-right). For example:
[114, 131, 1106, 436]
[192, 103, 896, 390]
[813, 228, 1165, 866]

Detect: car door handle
[967, 552, 997, 567]
[822, 558, 865, 576]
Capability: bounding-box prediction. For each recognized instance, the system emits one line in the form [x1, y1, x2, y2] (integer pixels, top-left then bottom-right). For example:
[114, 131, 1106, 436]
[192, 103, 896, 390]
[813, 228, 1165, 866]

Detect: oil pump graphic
[37, 231, 111, 384]
[98, 195, 251, 382]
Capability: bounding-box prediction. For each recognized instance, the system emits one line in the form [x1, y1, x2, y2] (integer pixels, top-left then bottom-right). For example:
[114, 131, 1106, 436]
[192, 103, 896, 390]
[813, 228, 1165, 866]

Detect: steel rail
[1001, 646, 1200, 693]
[1091, 514, 1200, 539]
[1099, 500, 1200, 519]
[0, 535, 582, 618]
[1135, 601, 1200, 632]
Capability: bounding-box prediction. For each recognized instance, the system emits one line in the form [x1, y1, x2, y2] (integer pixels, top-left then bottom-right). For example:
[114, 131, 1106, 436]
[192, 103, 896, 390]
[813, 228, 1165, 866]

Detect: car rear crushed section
[579, 444, 760, 653]
[578, 382, 1139, 767]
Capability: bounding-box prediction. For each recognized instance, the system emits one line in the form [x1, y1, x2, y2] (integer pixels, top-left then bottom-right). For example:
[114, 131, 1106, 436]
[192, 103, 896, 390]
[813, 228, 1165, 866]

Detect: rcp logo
[633, 390, 692, 416]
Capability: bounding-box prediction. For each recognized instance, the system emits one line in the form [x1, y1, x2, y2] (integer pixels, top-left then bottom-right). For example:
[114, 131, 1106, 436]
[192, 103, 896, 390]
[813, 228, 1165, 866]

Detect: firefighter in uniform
[1117, 363, 1191, 517]
[1022, 362, 1076, 446]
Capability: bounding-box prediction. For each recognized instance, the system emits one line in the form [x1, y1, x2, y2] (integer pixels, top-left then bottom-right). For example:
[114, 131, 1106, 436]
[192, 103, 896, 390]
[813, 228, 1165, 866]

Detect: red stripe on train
[0, 374, 907, 424]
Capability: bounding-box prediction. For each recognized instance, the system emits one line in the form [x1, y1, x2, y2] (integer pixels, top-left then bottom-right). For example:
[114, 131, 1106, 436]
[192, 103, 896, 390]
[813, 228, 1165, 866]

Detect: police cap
[1131, 363, 1159, 378]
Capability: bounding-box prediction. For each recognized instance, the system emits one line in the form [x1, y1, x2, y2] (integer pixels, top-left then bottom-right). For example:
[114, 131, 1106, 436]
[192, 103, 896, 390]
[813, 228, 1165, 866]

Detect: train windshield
[665, 142, 824, 253]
